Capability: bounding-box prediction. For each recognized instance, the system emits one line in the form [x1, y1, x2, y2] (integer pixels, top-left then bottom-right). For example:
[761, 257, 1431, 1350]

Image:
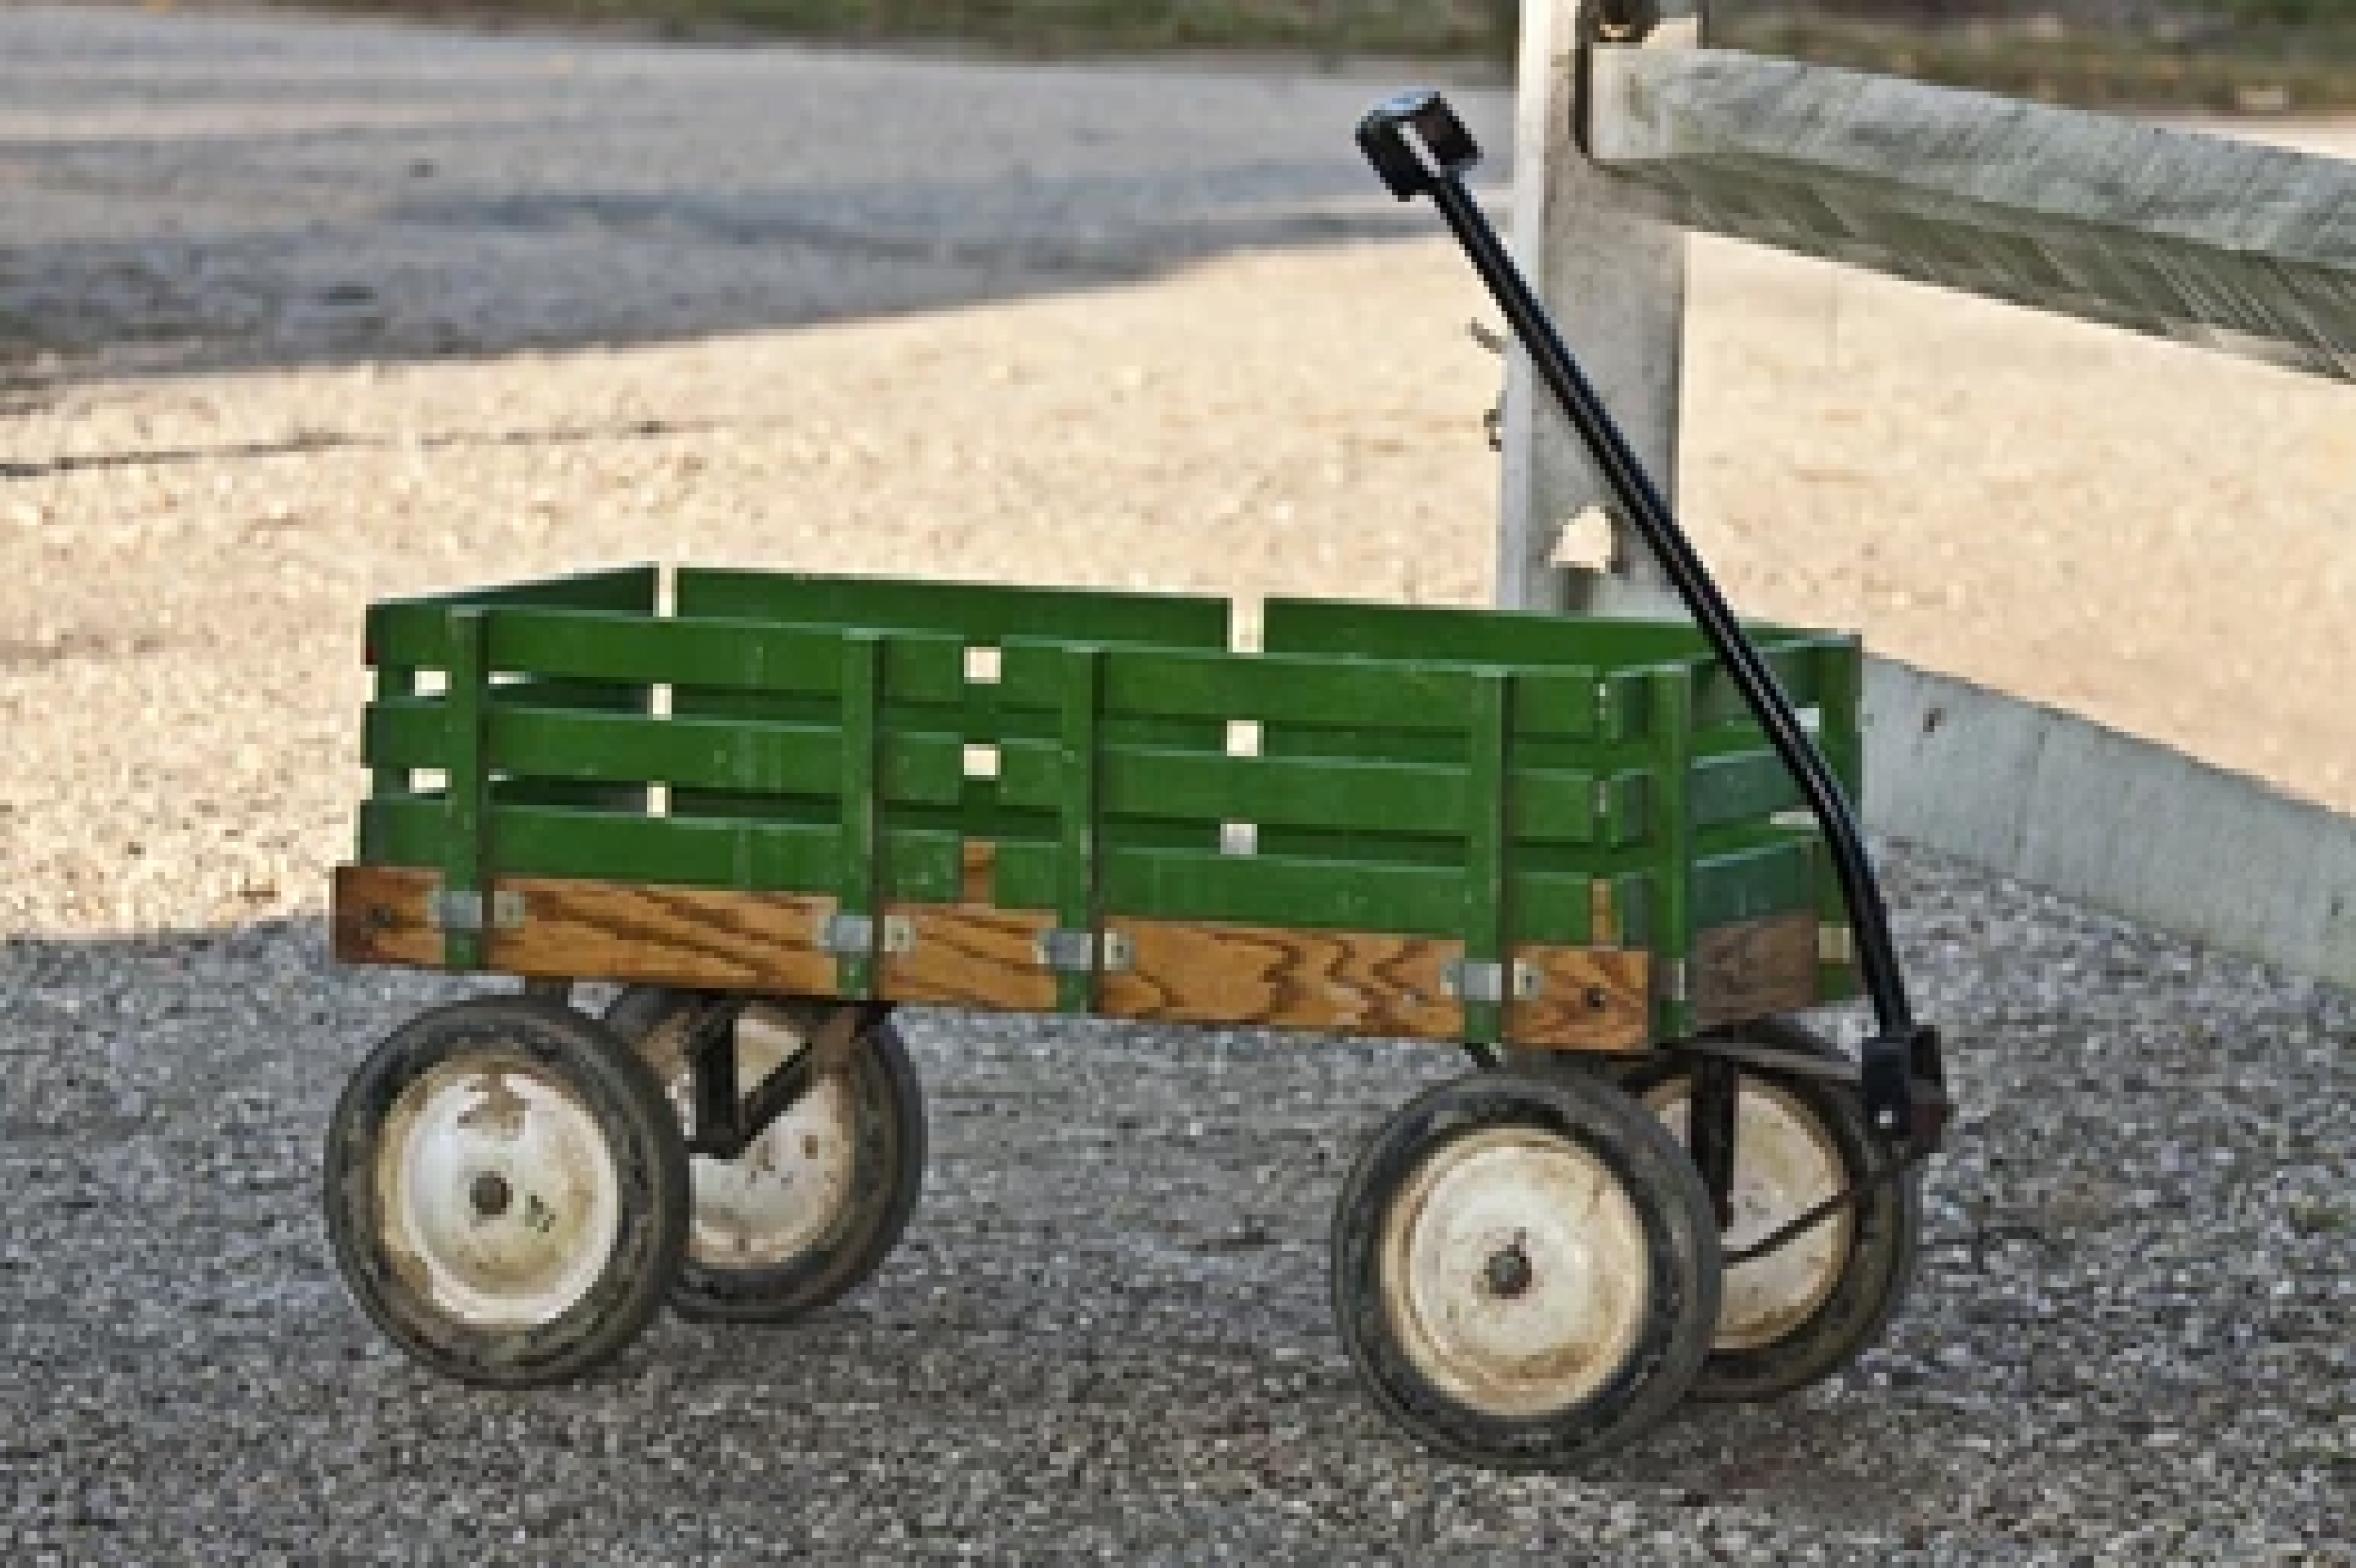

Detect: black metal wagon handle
[1357, 90, 1947, 1149]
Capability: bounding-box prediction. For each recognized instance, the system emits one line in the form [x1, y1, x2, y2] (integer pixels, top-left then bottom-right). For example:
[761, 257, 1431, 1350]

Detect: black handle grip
[1356, 89, 1482, 202]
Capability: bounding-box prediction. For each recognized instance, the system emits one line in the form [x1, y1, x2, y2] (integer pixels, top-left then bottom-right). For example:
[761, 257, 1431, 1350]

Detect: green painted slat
[1692, 836, 1817, 929]
[440, 609, 491, 972]
[1056, 647, 1105, 1014]
[995, 741, 1613, 845]
[1461, 670, 1513, 1045]
[1265, 594, 1820, 667]
[997, 644, 1455, 732]
[1603, 769, 1652, 848]
[366, 567, 660, 668]
[1648, 667, 1695, 1040]
[1690, 748, 1805, 829]
[368, 666, 417, 808]
[1267, 596, 1824, 665]
[366, 702, 963, 804]
[1690, 636, 1854, 730]
[477, 610, 961, 700]
[1815, 640, 1865, 1002]
[834, 634, 885, 997]
[360, 795, 964, 901]
[488, 678, 653, 817]
[507, 710, 960, 803]
[996, 644, 1600, 742]
[992, 843, 1607, 944]
[1264, 596, 1855, 743]
[676, 568, 1230, 650]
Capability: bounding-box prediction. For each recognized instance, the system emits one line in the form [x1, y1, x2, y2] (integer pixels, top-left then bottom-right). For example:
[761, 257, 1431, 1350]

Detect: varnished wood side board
[335, 864, 1818, 1051]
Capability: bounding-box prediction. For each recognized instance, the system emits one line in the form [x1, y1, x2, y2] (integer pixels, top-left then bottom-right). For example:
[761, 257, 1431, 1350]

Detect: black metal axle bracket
[684, 998, 894, 1160]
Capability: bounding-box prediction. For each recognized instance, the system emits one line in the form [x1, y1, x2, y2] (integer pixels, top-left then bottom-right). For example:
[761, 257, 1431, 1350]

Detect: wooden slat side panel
[1690, 911, 1820, 1030]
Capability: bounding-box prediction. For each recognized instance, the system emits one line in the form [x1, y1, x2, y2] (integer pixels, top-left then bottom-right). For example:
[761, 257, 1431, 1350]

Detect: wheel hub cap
[378, 1055, 622, 1329]
[1381, 1128, 1651, 1418]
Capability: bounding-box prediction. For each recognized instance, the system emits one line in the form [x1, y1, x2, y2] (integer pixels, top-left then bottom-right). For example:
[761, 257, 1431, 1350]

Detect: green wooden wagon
[320, 91, 1946, 1469]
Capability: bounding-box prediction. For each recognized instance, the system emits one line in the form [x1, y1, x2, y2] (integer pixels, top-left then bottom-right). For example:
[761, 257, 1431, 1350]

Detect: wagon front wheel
[1331, 1070, 1722, 1470]
[323, 995, 690, 1386]
[605, 988, 926, 1325]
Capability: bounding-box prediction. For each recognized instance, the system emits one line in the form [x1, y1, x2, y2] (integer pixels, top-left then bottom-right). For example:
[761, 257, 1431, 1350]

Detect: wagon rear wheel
[605, 987, 926, 1325]
[1625, 1020, 1922, 1401]
[323, 995, 690, 1386]
[1331, 1070, 1722, 1470]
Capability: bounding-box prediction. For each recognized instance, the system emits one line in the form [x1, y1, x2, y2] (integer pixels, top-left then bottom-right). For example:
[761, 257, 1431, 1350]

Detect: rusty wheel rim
[375, 1050, 623, 1330]
[1377, 1126, 1653, 1420]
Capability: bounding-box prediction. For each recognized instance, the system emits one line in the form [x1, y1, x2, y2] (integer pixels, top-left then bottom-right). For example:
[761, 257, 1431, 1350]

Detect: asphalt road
[0, 3, 1511, 377]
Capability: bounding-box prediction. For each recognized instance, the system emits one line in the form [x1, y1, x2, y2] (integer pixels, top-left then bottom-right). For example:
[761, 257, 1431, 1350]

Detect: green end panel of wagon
[364, 569, 667, 965]
[365, 566, 663, 666]
[1264, 595, 1854, 735]
[1264, 594, 1866, 1030]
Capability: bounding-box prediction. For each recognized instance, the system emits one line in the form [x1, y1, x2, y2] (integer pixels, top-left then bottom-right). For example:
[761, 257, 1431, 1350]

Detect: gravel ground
[2, 6, 2352, 1562]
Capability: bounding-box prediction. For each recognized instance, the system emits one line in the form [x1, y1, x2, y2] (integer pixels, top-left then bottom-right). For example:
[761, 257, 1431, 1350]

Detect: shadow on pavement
[0, 6, 1512, 389]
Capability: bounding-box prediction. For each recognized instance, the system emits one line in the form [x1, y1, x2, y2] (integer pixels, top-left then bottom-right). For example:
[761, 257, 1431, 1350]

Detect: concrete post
[1496, 0, 1699, 614]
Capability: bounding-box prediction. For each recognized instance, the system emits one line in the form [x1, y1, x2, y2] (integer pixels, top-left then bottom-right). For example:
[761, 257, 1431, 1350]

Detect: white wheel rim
[649, 1005, 860, 1270]
[1379, 1127, 1653, 1419]
[1648, 1078, 1852, 1351]
[377, 1053, 622, 1329]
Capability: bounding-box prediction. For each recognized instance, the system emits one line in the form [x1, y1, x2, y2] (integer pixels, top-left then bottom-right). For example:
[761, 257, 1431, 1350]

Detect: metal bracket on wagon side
[818, 911, 915, 957]
[1443, 960, 1543, 1005]
[427, 888, 525, 933]
[1036, 928, 1132, 974]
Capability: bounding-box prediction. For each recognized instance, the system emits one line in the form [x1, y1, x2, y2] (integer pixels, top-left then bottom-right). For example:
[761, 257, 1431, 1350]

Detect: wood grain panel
[880, 903, 1057, 1011]
[1508, 945, 1654, 1050]
[334, 865, 1657, 1051]
[333, 865, 837, 994]
[1099, 919, 1464, 1038]
[1691, 911, 1819, 1029]
[1101, 919, 1652, 1051]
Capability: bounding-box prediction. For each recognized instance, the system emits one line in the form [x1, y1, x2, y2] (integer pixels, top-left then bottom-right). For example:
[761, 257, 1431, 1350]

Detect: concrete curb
[1865, 656, 2356, 988]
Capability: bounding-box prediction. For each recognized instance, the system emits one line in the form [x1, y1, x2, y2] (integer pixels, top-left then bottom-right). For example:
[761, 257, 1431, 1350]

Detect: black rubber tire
[1622, 1018, 1922, 1402]
[603, 987, 926, 1325]
[323, 994, 690, 1387]
[1330, 1069, 1723, 1470]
